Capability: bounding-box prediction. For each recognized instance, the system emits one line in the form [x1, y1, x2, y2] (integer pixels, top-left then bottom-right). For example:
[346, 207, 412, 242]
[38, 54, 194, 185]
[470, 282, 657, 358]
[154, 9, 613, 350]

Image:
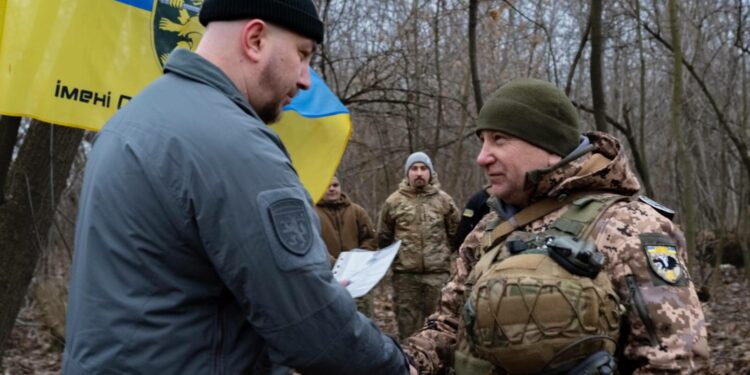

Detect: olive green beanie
[475, 78, 580, 156]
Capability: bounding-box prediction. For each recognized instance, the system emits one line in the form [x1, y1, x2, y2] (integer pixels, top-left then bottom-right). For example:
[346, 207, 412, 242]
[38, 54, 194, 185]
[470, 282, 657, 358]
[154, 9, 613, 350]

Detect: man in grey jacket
[63, 0, 413, 374]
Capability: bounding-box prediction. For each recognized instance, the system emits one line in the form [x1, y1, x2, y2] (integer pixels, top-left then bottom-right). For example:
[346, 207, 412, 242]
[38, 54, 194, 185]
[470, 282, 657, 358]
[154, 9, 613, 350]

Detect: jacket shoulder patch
[268, 198, 313, 255]
[640, 233, 687, 286]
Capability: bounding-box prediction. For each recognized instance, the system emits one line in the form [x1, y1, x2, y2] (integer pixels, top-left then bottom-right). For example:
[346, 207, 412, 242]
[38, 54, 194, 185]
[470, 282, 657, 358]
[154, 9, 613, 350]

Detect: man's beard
[258, 102, 283, 124]
[257, 62, 289, 124]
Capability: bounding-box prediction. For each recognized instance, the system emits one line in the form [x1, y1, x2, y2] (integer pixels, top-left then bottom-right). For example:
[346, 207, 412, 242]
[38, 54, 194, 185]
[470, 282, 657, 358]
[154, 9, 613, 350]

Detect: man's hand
[338, 279, 350, 288]
[409, 365, 418, 375]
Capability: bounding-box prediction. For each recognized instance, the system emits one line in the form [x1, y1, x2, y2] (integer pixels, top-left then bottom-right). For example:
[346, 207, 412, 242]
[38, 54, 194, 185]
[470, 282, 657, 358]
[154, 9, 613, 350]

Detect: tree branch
[642, 22, 750, 178]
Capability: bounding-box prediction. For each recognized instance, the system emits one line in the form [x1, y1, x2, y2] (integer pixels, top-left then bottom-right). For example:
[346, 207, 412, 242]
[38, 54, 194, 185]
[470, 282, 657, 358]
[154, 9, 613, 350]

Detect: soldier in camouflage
[402, 79, 709, 374]
[378, 152, 460, 339]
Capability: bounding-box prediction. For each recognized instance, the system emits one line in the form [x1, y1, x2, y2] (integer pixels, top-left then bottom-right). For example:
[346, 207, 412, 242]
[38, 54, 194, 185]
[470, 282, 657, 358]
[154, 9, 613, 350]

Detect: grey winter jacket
[63, 49, 407, 375]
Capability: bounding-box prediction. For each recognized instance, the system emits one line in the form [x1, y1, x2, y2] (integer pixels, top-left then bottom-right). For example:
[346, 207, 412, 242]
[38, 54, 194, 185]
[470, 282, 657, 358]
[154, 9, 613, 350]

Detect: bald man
[63, 1, 412, 374]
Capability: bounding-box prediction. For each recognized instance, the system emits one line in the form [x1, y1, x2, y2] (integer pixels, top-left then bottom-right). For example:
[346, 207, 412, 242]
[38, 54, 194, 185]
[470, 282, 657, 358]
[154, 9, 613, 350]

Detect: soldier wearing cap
[63, 0, 413, 373]
[378, 152, 460, 339]
[402, 79, 709, 374]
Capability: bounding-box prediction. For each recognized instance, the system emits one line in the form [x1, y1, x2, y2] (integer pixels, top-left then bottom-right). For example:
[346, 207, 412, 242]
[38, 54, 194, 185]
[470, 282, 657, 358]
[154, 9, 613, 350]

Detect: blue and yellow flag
[0, 0, 349, 202]
[275, 70, 351, 202]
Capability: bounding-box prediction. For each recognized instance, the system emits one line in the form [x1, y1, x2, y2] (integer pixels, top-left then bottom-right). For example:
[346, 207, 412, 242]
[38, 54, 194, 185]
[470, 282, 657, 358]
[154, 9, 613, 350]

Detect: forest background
[1, 0, 749, 373]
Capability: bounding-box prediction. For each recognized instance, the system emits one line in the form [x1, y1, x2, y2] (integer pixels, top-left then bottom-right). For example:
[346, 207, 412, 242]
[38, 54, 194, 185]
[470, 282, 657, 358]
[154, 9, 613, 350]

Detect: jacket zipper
[418, 194, 425, 271]
[334, 207, 345, 254]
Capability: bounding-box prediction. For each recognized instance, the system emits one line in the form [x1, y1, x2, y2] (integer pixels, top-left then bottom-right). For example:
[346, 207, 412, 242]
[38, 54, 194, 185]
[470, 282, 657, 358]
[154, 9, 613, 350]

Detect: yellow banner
[0, 0, 350, 201]
[0, 0, 165, 129]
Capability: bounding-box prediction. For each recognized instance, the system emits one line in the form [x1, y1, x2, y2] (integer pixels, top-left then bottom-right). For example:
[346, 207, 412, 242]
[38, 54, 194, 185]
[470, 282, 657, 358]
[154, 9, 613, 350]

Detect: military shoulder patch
[638, 196, 675, 220]
[640, 233, 686, 286]
[463, 208, 475, 218]
[268, 198, 313, 256]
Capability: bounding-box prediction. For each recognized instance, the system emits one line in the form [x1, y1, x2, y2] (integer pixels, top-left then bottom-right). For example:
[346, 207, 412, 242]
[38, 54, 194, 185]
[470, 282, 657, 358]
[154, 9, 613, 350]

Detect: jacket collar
[164, 49, 259, 120]
[492, 132, 641, 217]
[533, 131, 641, 199]
[397, 174, 441, 197]
[317, 193, 352, 208]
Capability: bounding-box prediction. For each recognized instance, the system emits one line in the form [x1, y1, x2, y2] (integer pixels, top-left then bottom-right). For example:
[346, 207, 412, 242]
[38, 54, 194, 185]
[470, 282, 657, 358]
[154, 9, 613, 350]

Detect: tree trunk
[589, 0, 608, 132]
[431, 0, 445, 161]
[468, 0, 483, 113]
[668, 0, 698, 274]
[741, 52, 750, 288]
[411, 0, 422, 152]
[0, 116, 21, 203]
[316, 0, 332, 82]
[710, 139, 728, 292]
[0, 120, 83, 361]
[643, 23, 750, 181]
[633, 0, 654, 197]
[447, 74, 473, 195]
[564, 16, 591, 96]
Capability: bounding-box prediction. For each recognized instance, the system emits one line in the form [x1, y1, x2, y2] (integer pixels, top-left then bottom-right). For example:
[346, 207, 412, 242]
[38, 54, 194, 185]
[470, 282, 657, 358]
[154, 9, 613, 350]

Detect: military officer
[402, 79, 709, 374]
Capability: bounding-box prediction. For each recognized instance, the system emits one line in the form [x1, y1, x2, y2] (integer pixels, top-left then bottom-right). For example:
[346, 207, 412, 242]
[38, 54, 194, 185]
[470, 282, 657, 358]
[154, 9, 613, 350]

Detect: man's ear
[241, 19, 267, 62]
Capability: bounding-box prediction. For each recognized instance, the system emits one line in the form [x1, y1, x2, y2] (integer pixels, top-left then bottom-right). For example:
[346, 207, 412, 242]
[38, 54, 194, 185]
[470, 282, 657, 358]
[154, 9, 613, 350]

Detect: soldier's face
[407, 163, 430, 188]
[255, 24, 315, 123]
[323, 176, 342, 202]
[476, 130, 560, 206]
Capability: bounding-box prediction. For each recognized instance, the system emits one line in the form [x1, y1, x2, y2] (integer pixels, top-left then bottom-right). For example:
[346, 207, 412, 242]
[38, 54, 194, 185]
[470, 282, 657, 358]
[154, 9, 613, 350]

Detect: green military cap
[476, 78, 580, 157]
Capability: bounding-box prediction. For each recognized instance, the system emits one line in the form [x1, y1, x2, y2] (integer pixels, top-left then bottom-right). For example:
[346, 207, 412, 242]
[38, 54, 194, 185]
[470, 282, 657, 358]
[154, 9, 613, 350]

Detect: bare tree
[0, 116, 21, 202]
[590, 0, 609, 132]
[469, 0, 483, 113]
[633, 0, 654, 197]
[0, 121, 83, 360]
[668, 0, 698, 273]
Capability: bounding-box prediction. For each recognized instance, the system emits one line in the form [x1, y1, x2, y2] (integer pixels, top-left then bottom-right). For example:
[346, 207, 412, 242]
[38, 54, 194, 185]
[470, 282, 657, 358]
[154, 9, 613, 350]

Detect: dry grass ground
[2, 269, 749, 374]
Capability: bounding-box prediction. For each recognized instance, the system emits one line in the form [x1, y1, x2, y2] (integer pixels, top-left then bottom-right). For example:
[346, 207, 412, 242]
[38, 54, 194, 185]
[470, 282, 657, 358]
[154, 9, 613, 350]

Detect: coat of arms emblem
[152, 0, 205, 67]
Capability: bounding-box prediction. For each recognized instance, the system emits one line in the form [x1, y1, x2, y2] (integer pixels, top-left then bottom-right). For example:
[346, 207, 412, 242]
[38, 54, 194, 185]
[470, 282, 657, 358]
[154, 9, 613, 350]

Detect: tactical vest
[454, 193, 628, 375]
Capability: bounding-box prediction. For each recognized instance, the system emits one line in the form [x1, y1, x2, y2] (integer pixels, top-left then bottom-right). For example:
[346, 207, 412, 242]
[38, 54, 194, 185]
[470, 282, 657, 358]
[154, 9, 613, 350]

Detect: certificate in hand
[332, 240, 401, 298]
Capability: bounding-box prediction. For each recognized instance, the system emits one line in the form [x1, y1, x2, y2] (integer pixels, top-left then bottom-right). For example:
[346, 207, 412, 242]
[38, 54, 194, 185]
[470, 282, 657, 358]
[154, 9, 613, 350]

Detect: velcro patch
[268, 198, 313, 256]
[463, 208, 475, 218]
[639, 196, 675, 220]
[641, 233, 686, 286]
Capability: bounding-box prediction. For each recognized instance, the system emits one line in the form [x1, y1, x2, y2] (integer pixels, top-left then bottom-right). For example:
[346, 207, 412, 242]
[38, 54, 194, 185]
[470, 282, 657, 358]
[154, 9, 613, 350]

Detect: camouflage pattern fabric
[403, 132, 709, 374]
[393, 272, 451, 339]
[377, 176, 460, 273]
[378, 175, 459, 339]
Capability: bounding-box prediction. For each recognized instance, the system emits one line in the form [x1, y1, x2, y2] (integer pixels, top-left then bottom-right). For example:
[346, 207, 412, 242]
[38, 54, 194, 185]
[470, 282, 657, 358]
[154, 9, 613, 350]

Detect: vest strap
[484, 192, 587, 251]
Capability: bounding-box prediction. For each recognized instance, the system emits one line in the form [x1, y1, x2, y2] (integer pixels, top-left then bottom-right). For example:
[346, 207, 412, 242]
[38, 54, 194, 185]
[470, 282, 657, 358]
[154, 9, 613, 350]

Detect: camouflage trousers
[392, 271, 450, 340]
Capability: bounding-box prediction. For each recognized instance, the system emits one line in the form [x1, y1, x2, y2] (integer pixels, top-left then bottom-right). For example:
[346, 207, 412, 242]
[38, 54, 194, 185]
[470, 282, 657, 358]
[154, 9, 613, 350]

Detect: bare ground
[2, 270, 749, 374]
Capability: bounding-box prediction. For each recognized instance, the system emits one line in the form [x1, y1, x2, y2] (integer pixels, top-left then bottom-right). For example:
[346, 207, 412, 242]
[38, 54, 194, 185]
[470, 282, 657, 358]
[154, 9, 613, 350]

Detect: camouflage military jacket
[403, 132, 709, 374]
[378, 177, 460, 273]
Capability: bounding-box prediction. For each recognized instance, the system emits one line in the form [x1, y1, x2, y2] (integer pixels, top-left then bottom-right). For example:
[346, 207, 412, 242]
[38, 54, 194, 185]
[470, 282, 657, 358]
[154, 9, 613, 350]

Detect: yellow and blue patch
[645, 244, 683, 284]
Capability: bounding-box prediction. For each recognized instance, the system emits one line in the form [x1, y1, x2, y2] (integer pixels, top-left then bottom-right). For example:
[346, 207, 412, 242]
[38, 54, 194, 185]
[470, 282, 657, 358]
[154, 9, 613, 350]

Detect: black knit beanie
[199, 0, 324, 43]
[475, 78, 580, 156]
